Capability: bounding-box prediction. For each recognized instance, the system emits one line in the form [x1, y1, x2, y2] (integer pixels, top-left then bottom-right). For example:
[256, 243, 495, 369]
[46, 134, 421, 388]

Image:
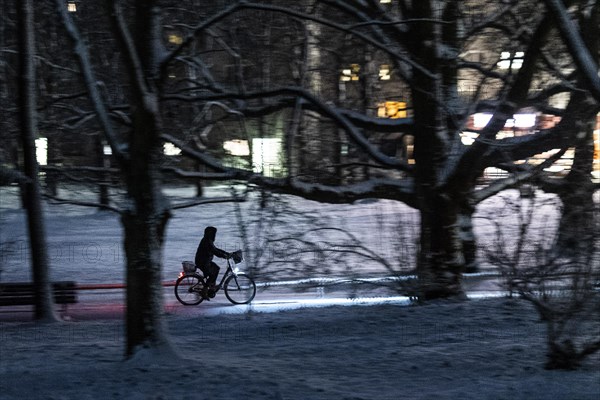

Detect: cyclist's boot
[207, 284, 218, 298]
[200, 287, 211, 301]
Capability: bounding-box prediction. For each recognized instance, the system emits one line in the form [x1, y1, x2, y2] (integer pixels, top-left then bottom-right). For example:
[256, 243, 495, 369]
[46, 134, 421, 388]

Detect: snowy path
[0, 271, 506, 322]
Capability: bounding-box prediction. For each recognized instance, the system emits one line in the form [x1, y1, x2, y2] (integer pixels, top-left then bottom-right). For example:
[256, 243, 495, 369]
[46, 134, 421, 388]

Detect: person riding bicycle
[195, 226, 230, 294]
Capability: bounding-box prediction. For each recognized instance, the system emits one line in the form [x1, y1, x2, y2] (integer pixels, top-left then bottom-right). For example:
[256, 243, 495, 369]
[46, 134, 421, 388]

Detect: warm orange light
[378, 101, 407, 119]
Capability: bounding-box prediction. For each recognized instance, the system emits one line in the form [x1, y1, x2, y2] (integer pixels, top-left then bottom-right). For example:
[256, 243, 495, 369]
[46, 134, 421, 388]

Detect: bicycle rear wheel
[174, 274, 205, 305]
[223, 273, 256, 304]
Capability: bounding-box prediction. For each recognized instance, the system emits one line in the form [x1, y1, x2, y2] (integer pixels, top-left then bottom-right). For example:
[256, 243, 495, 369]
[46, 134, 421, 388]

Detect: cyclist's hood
[204, 226, 217, 241]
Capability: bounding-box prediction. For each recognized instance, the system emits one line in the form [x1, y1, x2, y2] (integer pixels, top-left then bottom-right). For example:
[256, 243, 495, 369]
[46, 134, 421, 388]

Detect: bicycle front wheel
[174, 274, 205, 306]
[224, 273, 256, 305]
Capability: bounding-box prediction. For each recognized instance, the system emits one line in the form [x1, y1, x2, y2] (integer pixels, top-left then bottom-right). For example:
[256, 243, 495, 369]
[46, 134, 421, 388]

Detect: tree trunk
[556, 123, 596, 254]
[417, 191, 466, 300]
[409, 1, 465, 300]
[122, 206, 172, 357]
[121, 89, 176, 358]
[117, 1, 177, 358]
[555, 5, 598, 255]
[121, 88, 174, 357]
[458, 203, 478, 273]
[17, 0, 58, 322]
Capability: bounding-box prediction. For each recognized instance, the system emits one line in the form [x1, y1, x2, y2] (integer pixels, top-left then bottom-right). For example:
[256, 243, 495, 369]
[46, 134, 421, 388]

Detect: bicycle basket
[182, 261, 196, 274]
[231, 250, 243, 264]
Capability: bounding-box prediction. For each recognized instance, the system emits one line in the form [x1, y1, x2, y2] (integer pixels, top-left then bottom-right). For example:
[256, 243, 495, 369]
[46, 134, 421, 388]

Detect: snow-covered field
[1, 185, 423, 284]
[0, 184, 568, 285]
[1, 185, 599, 399]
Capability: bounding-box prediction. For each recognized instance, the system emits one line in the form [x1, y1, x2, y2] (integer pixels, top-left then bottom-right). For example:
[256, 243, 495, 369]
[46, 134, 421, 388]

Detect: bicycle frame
[191, 258, 243, 291]
[213, 259, 240, 291]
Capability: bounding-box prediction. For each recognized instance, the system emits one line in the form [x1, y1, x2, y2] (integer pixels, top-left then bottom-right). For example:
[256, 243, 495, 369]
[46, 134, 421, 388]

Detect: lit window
[507, 113, 536, 128]
[404, 135, 415, 164]
[168, 34, 183, 45]
[378, 101, 407, 119]
[498, 51, 524, 70]
[473, 113, 492, 128]
[163, 143, 182, 156]
[340, 64, 360, 82]
[35, 138, 48, 166]
[460, 131, 479, 146]
[340, 143, 349, 155]
[379, 65, 391, 80]
[473, 113, 536, 129]
[223, 140, 250, 156]
[380, 0, 392, 3]
[252, 138, 282, 176]
[67, 1, 77, 12]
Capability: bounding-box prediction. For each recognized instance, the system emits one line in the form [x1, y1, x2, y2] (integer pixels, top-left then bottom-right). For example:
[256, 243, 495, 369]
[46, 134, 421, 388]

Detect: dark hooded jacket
[195, 226, 229, 268]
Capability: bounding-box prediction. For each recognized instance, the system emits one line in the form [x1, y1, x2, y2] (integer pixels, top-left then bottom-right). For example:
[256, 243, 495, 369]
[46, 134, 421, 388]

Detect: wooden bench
[0, 282, 78, 311]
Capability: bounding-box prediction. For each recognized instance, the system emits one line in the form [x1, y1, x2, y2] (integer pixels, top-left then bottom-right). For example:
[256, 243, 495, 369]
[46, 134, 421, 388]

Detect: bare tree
[158, 1, 600, 299]
[485, 189, 600, 369]
[16, 0, 58, 322]
[53, 0, 175, 358]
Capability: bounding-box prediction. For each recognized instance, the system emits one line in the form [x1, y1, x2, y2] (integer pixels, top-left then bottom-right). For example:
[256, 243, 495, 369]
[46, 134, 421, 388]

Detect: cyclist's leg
[207, 262, 220, 288]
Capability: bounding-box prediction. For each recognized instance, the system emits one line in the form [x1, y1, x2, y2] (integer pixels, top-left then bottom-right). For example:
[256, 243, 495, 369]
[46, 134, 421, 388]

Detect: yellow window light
[379, 65, 391, 80]
[378, 101, 407, 119]
[340, 64, 360, 82]
[168, 34, 183, 45]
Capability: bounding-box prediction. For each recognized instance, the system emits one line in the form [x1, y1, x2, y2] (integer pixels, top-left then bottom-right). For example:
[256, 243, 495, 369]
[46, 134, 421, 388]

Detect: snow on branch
[255, 177, 417, 206]
[43, 193, 122, 214]
[161, 134, 415, 205]
[161, 167, 240, 181]
[472, 148, 567, 203]
[164, 86, 410, 170]
[53, 0, 128, 166]
[170, 196, 245, 211]
[160, 133, 250, 176]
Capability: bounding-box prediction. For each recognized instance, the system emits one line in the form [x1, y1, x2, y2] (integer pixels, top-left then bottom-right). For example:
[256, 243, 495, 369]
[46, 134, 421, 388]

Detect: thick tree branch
[543, 0, 600, 103]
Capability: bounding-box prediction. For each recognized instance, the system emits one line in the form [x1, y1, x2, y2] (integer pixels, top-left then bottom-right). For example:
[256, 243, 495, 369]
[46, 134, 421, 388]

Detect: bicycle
[174, 250, 256, 306]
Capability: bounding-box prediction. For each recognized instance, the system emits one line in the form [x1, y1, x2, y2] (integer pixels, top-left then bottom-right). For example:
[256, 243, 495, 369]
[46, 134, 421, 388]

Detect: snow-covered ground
[1, 298, 599, 399]
[1, 185, 599, 399]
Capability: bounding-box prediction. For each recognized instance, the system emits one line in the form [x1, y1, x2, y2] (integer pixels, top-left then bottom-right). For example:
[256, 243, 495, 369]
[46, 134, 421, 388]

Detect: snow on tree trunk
[17, 0, 58, 322]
